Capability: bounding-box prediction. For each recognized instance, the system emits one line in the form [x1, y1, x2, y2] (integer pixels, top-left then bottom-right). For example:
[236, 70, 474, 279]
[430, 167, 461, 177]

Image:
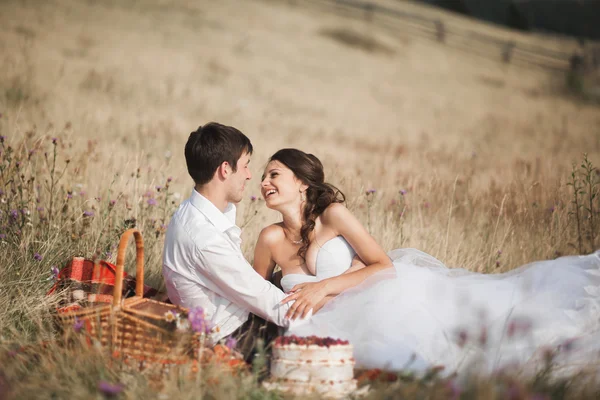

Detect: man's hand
[280, 280, 330, 320]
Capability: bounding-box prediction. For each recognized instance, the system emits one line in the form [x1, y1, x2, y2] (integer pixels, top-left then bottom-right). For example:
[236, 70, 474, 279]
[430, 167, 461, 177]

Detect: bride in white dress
[253, 149, 600, 374]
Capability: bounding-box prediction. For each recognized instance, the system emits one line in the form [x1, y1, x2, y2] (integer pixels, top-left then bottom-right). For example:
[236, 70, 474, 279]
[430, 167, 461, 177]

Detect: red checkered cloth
[47, 257, 160, 313]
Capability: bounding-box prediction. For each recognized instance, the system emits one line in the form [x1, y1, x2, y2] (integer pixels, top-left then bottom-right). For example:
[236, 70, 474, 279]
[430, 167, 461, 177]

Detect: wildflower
[97, 380, 125, 397]
[225, 337, 238, 350]
[250, 195, 257, 201]
[83, 210, 94, 217]
[164, 310, 178, 323]
[37, 206, 44, 212]
[51, 266, 59, 280]
[51, 137, 58, 144]
[147, 198, 157, 206]
[0, 234, 5, 240]
[167, 177, 173, 183]
[497, 250, 502, 256]
[0, 135, 4, 143]
[399, 189, 407, 195]
[79, 191, 86, 197]
[549, 206, 555, 213]
[365, 189, 376, 195]
[34, 253, 43, 261]
[66, 192, 73, 199]
[188, 306, 212, 335]
[155, 186, 162, 192]
[73, 317, 84, 333]
[423, 202, 430, 208]
[109, 199, 116, 207]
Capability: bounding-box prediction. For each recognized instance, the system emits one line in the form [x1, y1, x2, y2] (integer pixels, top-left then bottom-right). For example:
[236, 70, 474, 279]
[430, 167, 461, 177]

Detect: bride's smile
[261, 160, 307, 210]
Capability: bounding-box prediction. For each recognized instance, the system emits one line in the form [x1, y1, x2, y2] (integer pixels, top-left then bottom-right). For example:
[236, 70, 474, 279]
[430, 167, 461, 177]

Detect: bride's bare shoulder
[257, 223, 285, 246]
[320, 202, 351, 222]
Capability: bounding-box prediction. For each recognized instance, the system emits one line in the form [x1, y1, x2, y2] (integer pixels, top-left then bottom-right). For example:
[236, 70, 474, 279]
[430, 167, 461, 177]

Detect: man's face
[226, 151, 252, 204]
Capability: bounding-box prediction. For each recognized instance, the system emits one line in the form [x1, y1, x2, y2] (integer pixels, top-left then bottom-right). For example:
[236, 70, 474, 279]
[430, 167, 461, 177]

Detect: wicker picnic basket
[57, 228, 202, 365]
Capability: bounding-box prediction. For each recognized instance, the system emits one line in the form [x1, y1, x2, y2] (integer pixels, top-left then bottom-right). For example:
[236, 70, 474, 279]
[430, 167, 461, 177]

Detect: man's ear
[217, 161, 232, 181]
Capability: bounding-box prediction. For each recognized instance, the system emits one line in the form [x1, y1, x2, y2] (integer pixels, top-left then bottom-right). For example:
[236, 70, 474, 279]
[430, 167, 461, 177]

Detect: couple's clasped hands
[280, 280, 334, 320]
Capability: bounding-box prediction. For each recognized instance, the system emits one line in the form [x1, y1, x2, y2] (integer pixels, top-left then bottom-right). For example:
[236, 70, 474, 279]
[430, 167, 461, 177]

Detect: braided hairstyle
[268, 149, 345, 260]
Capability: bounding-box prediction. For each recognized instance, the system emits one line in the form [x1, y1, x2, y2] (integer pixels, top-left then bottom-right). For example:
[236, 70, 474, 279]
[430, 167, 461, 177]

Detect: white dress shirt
[163, 189, 291, 344]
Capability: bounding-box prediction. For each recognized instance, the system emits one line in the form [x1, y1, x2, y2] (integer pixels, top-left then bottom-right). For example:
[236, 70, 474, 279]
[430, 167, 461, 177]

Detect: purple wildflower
[497, 250, 502, 256]
[155, 186, 162, 191]
[33, 253, 43, 261]
[51, 137, 58, 145]
[73, 317, 84, 333]
[0, 234, 6, 240]
[83, 210, 94, 217]
[250, 195, 257, 201]
[0, 135, 4, 143]
[66, 192, 73, 199]
[147, 198, 157, 206]
[167, 177, 173, 183]
[79, 191, 86, 197]
[366, 189, 376, 195]
[97, 380, 124, 397]
[549, 206, 555, 213]
[51, 266, 60, 280]
[399, 189, 407, 195]
[37, 206, 44, 212]
[188, 307, 212, 335]
[225, 337, 238, 350]
[109, 199, 116, 207]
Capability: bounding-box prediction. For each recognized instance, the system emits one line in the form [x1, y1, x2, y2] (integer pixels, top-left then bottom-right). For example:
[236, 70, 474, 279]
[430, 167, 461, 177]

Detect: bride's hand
[281, 280, 330, 320]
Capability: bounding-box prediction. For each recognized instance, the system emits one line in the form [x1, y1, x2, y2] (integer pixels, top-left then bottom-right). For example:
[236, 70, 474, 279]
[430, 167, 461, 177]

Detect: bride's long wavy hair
[268, 149, 345, 260]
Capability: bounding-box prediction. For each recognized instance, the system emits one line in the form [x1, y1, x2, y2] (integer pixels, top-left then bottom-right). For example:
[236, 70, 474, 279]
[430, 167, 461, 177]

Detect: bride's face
[261, 161, 305, 210]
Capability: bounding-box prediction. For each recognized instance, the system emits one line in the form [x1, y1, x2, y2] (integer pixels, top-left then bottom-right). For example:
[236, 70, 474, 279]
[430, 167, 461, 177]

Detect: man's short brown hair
[184, 122, 253, 185]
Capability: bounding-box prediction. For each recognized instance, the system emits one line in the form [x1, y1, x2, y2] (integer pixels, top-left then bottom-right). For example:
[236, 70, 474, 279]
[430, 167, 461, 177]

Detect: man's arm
[195, 237, 292, 328]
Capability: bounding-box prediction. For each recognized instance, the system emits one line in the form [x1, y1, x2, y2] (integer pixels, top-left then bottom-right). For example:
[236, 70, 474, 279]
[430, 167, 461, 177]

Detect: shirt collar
[190, 189, 237, 233]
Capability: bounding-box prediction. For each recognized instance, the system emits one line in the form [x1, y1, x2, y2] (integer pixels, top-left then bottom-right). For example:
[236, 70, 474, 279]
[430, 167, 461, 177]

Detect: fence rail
[298, 0, 580, 72]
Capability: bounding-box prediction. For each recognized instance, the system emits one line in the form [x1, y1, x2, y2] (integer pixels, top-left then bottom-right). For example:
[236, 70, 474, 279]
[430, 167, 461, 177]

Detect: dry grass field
[0, 0, 599, 398]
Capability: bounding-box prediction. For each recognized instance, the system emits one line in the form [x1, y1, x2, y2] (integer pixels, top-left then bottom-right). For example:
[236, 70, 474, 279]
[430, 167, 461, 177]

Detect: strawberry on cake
[264, 335, 357, 398]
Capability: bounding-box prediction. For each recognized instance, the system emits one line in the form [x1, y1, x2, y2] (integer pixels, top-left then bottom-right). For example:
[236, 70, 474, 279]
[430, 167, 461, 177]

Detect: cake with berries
[264, 335, 357, 398]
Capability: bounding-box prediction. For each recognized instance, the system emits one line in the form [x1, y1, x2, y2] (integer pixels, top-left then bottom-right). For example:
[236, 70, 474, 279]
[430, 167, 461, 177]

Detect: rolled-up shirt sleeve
[195, 235, 292, 328]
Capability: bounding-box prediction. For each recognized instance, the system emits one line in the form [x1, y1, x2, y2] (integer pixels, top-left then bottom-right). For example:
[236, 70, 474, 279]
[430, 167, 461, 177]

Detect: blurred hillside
[421, 0, 600, 39]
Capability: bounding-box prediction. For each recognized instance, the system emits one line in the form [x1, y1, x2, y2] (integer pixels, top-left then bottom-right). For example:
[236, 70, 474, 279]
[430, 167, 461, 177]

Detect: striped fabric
[48, 257, 159, 312]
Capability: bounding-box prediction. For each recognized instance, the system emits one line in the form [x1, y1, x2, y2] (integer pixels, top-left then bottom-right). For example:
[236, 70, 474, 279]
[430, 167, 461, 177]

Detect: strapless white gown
[282, 237, 600, 374]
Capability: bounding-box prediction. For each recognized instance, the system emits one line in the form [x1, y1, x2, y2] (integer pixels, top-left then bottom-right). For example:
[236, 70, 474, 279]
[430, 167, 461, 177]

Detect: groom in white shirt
[162, 122, 291, 359]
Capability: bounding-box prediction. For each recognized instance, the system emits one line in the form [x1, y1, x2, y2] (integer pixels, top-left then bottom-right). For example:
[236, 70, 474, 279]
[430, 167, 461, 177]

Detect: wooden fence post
[502, 41, 516, 63]
[435, 19, 445, 43]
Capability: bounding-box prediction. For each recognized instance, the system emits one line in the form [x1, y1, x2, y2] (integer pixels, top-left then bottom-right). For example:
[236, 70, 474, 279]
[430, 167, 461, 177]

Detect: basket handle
[112, 228, 145, 307]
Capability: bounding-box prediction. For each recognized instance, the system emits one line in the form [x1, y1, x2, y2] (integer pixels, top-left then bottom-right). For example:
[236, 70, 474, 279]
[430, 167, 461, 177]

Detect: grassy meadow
[1, 0, 599, 398]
